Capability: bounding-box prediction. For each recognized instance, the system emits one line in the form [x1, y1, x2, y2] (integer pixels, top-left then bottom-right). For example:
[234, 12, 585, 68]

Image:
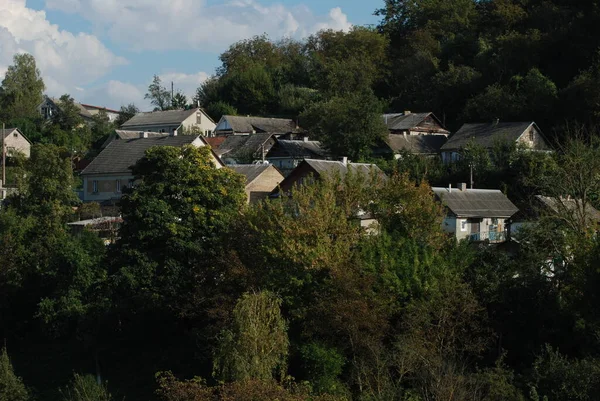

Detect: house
[120, 108, 216, 136]
[2, 128, 31, 158]
[80, 133, 223, 203]
[265, 138, 329, 175]
[273, 159, 386, 232]
[229, 164, 284, 204]
[440, 121, 550, 163]
[432, 183, 519, 242]
[209, 133, 275, 165]
[214, 115, 303, 136]
[38, 96, 119, 124]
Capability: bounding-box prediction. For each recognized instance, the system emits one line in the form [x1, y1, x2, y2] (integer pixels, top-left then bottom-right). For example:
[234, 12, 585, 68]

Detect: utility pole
[469, 162, 474, 189]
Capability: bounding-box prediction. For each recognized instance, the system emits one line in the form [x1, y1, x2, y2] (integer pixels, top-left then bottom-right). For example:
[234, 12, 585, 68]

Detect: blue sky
[0, 0, 382, 111]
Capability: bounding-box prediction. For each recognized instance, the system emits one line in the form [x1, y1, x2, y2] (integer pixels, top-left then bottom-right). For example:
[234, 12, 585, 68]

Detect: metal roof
[120, 109, 199, 128]
[441, 122, 544, 151]
[81, 135, 201, 175]
[432, 187, 519, 218]
[219, 115, 300, 134]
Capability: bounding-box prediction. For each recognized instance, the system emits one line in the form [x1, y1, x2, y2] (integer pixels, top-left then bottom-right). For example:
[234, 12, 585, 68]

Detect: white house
[2, 128, 31, 158]
[433, 183, 519, 242]
[120, 108, 215, 136]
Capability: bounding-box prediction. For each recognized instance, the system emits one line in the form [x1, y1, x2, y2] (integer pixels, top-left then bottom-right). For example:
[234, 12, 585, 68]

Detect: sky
[0, 0, 382, 111]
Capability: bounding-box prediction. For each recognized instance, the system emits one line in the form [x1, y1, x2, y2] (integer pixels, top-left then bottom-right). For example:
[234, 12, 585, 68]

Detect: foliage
[300, 343, 346, 395]
[214, 291, 289, 382]
[60, 374, 112, 401]
[145, 75, 172, 111]
[114, 104, 139, 127]
[0, 53, 45, 121]
[0, 347, 29, 401]
[171, 92, 188, 110]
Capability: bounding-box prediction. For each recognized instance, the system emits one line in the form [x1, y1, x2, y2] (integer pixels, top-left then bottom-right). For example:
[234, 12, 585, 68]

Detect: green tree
[301, 90, 387, 160]
[214, 291, 289, 382]
[60, 373, 112, 401]
[171, 91, 188, 110]
[90, 109, 115, 149]
[0, 347, 29, 401]
[0, 53, 45, 121]
[204, 101, 237, 123]
[145, 75, 172, 111]
[114, 103, 139, 127]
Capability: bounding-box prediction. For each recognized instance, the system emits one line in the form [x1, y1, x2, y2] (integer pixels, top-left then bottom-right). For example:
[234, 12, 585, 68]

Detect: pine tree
[0, 347, 29, 401]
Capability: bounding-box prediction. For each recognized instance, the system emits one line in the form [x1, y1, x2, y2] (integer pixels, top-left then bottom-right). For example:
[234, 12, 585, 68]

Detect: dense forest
[3, 1, 600, 400]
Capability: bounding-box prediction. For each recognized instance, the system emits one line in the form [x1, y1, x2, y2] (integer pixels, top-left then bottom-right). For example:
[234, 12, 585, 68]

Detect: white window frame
[460, 219, 467, 232]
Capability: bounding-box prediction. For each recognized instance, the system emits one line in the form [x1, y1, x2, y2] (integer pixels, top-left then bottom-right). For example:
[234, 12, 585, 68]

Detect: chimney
[458, 182, 467, 191]
[303, 136, 309, 142]
[342, 156, 348, 165]
[404, 110, 411, 115]
[140, 132, 148, 138]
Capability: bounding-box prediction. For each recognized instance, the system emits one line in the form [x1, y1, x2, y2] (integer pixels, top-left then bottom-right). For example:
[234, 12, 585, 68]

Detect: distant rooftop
[120, 108, 200, 128]
[432, 186, 518, 218]
[218, 115, 301, 134]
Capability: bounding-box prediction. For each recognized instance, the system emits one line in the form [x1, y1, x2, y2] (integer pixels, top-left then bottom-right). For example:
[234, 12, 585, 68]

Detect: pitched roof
[120, 109, 198, 128]
[219, 115, 300, 134]
[81, 135, 200, 175]
[216, 133, 273, 159]
[114, 130, 168, 139]
[432, 187, 519, 218]
[204, 137, 227, 149]
[1, 128, 30, 143]
[229, 164, 274, 186]
[383, 112, 447, 132]
[48, 97, 93, 119]
[441, 122, 539, 151]
[80, 104, 121, 114]
[304, 159, 385, 179]
[267, 139, 328, 159]
[386, 134, 448, 154]
[536, 195, 600, 224]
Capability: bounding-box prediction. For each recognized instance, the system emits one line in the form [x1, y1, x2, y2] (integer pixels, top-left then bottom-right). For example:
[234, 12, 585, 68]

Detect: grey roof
[114, 130, 168, 139]
[82, 135, 200, 175]
[268, 139, 328, 159]
[536, 195, 600, 223]
[217, 133, 273, 160]
[1, 128, 30, 143]
[229, 164, 275, 186]
[432, 187, 519, 218]
[219, 115, 300, 134]
[383, 112, 447, 133]
[305, 159, 385, 180]
[48, 97, 93, 119]
[441, 122, 539, 151]
[120, 109, 197, 128]
[386, 134, 448, 154]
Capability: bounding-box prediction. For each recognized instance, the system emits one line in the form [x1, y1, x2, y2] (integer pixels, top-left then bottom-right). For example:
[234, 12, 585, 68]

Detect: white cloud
[45, 0, 353, 52]
[0, 0, 126, 98]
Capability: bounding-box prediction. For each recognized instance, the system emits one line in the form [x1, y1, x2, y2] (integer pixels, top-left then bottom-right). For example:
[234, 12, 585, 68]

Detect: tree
[0, 347, 29, 401]
[214, 291, 289, 382]
[301, 90, 387, 160]
[145, 75, 172, 111]
[60, 373, 112, 401]
[90, 109, 115, 149]
[0, 53, 45, 121]
[112, 145, 246, 313]
[171, 91, 188, 110]
[114, 103, 139, 127]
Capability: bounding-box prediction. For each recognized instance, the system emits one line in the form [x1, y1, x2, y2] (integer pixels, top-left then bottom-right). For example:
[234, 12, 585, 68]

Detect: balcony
[468, 230, 507, 243]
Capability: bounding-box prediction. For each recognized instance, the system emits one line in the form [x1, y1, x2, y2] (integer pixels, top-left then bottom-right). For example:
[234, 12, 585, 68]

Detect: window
[529, 130, 534, 142]
[92, 180, 98, 193]
[116, 180, 121, 193]
[460, 219, 467, 231]
[13, 133, 17, 138]
[128, 179, 134, 188]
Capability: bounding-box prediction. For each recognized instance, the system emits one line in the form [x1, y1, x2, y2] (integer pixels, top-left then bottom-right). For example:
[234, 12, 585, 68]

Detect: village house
[120, 108, 216, 136]
[265, 137, 329, 176]
[374, 111, 450, 158]
[38, 96, 120, 124]
[207, 133, 275, 165]
[273, 159, 386, 232]
[101, 130, 169, 148]
[433, 183, 519, 242]
[2, 128, 31, 158]
[440, 121, 550, 163]
[229, 164, 284, 204]
[214, 115, 303, 137]
[80, 133, 223, 204]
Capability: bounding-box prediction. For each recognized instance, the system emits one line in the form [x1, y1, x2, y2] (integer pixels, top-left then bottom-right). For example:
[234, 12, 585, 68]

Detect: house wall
[82, 174, 133, 203]
[443, 215, 508, 241]
[181, 110, 216, 136]
[517, 125, 548, 150]
[4, 131, 31, 158]
[122, 123, 182, 133]
[245, 166, 284, 204]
